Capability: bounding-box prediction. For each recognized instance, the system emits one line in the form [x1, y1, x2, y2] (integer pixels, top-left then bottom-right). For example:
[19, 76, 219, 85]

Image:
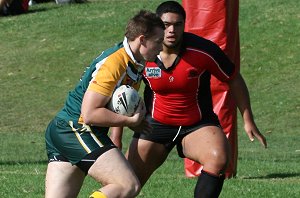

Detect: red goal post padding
[182, 0, 240, 179]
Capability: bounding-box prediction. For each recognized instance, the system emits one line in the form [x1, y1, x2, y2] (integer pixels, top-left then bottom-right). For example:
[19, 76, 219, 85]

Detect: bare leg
[182, 126, 230, 197]
[45, 162, 85, 198]
[88, 148, 141, 198]
[126, 138, 169, 187]
[182, 126, 229, 174]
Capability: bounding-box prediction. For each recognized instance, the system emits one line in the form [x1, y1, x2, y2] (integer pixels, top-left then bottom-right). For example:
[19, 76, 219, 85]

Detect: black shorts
[133, 115, 220, 157]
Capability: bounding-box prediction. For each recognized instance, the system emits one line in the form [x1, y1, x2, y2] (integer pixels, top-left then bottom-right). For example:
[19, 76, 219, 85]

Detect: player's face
[160, 12, 185, 49]
[140, 27, 164, 62]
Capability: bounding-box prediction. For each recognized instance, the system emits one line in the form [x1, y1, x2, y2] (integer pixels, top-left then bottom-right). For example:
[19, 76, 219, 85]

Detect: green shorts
[45, 117, 116, 173]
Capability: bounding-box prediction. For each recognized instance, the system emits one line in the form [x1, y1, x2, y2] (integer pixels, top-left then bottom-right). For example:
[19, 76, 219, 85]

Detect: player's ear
[139, 35, 146, 45]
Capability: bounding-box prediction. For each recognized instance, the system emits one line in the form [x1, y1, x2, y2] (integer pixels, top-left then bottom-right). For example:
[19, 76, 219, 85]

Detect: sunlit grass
[0, 0, 299, 197]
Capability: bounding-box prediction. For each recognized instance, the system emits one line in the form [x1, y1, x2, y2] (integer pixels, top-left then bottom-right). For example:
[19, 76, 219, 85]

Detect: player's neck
[160, 41, 182, 68]
[159, 52, 179, 69]
[163, 40, 182, 55]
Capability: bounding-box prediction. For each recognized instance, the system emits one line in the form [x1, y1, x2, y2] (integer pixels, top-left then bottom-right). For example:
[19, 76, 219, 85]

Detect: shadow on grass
[26, 4, 62, 15]
[27, 8, 49, 14]
[243, 173, 300, 179]
[0, 160, 47, 165]
[3, 4, 61, 17]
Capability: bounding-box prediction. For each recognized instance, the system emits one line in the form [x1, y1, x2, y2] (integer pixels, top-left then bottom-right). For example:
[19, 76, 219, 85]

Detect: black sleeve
[183, 32, 236, 78]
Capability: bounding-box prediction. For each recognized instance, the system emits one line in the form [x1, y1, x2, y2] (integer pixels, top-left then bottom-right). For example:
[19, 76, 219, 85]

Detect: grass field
[0, 0, 299, 197]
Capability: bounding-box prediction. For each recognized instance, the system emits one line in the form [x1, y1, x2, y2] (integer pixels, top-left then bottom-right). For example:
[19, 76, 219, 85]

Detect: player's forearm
[81, 90, 137, 127]
[82, 108, 134, 127]
[229, 73, 254, 122]
[110, 127, 124, 138]
[110, 127, 124, 149]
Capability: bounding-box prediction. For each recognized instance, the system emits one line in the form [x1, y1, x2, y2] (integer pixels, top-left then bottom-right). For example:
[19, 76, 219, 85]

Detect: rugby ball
[107, 85, 140, 116]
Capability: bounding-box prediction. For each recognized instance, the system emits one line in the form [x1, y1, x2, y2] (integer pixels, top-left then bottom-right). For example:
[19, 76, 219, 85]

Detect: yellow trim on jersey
[88, 48, 131, 97]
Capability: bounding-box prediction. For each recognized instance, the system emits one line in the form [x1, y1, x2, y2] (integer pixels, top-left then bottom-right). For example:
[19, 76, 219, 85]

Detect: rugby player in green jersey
[44, 10, 164, 198]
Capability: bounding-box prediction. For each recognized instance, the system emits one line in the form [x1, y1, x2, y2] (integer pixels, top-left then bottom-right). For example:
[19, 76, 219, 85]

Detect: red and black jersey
[143, 32, 237, 126]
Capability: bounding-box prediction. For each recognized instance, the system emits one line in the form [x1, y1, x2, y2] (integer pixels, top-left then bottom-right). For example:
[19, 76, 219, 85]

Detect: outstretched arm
[229, 73, 267, 148]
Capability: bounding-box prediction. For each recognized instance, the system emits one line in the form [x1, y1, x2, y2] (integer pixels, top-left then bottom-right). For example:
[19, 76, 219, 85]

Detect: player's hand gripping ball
[108, 85, 141, 116]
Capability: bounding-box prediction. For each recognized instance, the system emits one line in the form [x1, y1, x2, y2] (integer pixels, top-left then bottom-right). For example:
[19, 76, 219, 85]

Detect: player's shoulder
[94, 42, 125, 62]
[183, 32, 220, 52]
[90, 42, 129, 70]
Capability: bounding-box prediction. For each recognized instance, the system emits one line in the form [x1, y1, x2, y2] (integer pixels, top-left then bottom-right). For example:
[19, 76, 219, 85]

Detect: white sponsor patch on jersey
[145, 67, 161, 78]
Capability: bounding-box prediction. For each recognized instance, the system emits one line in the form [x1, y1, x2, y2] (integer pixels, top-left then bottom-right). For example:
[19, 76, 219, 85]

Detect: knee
[97, 175, 141, 197]
[213, 150, 229, 170]
[203, 149, 229, 173]
[120, 177, 141, 197]
[129, 180, 141, 197]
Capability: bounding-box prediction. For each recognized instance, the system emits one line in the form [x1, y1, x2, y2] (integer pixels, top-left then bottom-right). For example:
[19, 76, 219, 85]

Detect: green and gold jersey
[56, 37, 144, 123]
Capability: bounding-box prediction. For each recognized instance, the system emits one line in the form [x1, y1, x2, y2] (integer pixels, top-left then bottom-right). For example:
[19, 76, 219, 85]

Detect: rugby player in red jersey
[111, 1, 267, 197]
